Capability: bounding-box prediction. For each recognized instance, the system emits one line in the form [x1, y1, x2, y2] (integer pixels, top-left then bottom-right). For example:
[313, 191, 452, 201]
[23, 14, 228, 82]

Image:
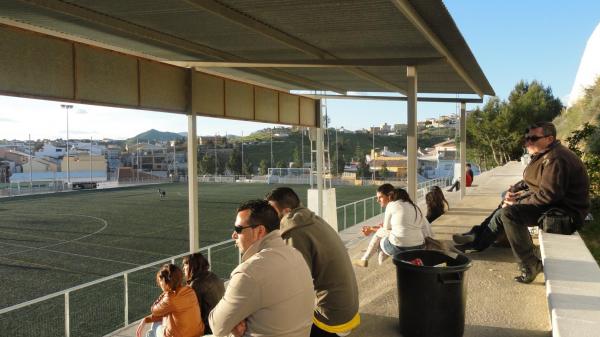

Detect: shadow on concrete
[464, 324, 551, 337]
[352, 313, 400, 337]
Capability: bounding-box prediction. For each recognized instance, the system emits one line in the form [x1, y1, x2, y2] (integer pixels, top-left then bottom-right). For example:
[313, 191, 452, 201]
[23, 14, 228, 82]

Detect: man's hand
[231, 320, 247, 337]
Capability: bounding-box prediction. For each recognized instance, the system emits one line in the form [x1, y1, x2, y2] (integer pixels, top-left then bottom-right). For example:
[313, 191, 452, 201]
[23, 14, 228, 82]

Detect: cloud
[0, 117, 16, 123]
[75, 109, 88, 115]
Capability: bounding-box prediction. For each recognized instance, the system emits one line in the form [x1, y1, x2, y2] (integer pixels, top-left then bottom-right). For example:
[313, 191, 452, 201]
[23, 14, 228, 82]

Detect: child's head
[156, 263, 183, 292]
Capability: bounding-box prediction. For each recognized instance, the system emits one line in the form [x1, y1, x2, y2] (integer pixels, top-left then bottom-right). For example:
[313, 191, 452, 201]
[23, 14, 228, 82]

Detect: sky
[1, 0, 599, 140]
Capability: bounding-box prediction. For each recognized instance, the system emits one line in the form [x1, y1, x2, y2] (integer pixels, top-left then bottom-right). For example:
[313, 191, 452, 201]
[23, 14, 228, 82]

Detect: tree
[276, 160, 286, 169]
[243, 160, 254, 175]
[198, 154, 215, 175]
[357, 156, 370, 178]
[259, 159, 268, 175]
[467, 80, 563, 167]
[226, 148, 241, 175]
[380, 161, 389, 178]
[291, 147, 301, 168]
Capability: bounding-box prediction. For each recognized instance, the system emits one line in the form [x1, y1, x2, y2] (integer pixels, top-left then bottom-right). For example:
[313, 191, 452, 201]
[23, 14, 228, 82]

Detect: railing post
[344, 206, 347, 229]
[353, 202, 357, 226]
[372, 197, 375, 216]
[64, 292, 70, 337]
[171, 259, 175, 265]
[363, 199, 366, 222]
[124, 273, 129, 326]
[207, 247, 212, 271]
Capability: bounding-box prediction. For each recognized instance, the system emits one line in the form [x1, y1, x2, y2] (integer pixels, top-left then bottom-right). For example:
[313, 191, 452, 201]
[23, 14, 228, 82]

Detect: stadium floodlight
[60, 104, 73, 184]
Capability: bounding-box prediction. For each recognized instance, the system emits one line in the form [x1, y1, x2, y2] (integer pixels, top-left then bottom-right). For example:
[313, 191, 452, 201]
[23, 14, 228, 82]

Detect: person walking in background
[136, 264, 204, 337]
[354, 185, 433, 267]
[209, 200, 314, 337]
[266, 187, 360, 337]
[182, 253, 225, 336]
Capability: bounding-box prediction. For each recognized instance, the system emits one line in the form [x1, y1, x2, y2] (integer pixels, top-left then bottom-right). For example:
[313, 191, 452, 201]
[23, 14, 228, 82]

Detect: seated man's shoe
[453, 243, 475, 253]
[452, 233, 475, 244]
[352, 259, 368, 267]
[514, 260, 543, 284]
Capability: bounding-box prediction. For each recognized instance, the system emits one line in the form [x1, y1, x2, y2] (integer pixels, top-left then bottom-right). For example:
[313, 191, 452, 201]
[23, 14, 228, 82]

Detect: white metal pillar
[187, 70, 200, 252]
[316, 100, 324, 217]
[459, 102, 467, 199]
[406, 66, 418, 200]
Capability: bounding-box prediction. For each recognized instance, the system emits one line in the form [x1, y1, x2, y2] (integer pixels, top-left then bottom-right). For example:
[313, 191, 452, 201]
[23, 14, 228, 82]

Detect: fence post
[372, 197, 374, 216]
[363, 199, 366, 222]
[124, 273, 129, 326]
[344, 206, 347, 229]
[64, 292, 70, 337]
[353, 202, 357, 226]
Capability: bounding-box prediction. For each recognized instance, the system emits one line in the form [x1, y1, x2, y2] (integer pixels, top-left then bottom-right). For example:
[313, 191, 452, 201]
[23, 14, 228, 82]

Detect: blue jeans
[380, 237, 424, 256]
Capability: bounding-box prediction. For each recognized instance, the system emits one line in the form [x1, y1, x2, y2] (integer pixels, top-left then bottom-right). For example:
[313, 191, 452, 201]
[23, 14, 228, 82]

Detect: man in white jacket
[209, 200, 314, 337]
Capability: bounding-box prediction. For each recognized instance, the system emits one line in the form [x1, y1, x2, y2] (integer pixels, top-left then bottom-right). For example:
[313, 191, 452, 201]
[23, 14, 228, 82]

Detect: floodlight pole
[214, 134, 218, 176]
[90, 137, 93, 182]
[28, 134, 32, 189]
[335, 128, 339, 175]
[372, 129, 375, 181]
[270, 128, 273, 168]
[61, 104, 73, 184]
[241, 131, 244, 175]
[172, 140, 177, 178]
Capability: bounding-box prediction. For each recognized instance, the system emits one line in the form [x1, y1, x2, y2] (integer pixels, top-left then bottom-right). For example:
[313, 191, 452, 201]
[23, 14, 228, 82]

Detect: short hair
[237, 199, 280, 233]
[466, 163, 472, 168]
[526, 121, 556, 138]
[265, 187, 300, 209]
[377, 183, 395, 195]
[182, 252, 210, 282]
[156, 263, 183, 291]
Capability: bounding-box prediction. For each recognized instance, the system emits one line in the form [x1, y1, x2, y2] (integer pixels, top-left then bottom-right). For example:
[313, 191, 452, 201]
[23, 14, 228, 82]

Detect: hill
[127, 129, 185, 143]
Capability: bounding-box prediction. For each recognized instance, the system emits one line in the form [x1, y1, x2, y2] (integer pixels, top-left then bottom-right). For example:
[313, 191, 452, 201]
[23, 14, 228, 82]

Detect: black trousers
[310, 324, 339, 337]
[499, 204, 548, 266]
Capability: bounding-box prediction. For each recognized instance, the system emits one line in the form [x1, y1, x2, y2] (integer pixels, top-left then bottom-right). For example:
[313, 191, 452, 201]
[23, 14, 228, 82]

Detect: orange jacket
[150, 286, 204, 337]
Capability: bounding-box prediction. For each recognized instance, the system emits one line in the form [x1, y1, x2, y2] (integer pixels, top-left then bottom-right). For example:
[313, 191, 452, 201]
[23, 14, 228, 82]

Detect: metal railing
[0, 176, 453, 336]
[0, 239, 237, 337]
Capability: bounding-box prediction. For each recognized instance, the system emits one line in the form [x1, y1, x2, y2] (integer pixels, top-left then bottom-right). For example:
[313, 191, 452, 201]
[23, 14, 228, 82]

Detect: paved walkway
[348, 161, 550, 337]
[111, 162, 551, 337]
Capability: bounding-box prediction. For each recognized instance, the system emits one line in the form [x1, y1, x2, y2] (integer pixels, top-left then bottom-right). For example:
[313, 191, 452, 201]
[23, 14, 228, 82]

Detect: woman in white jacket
[354, 185, 432, 267]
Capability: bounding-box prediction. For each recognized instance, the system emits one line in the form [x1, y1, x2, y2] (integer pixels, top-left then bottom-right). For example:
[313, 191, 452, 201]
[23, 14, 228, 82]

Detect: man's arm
[520, 158, 567, 206]
[209, 270, 260, 337]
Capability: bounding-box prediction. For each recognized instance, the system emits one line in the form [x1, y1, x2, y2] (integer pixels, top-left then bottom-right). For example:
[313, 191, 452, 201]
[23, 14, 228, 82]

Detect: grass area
[580, 201, 600, 264]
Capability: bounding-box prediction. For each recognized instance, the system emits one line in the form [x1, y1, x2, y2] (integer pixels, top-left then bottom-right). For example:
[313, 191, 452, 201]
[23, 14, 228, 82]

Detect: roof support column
[187, 70, 199, 252]
[406, 66, 418, 200]
[459, 102, 467, 199]
[316, 100, 324, 217]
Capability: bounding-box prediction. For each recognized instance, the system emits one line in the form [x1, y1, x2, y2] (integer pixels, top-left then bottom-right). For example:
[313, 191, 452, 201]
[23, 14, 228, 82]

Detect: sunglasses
[524, 135, 549, 143]
[233, 224, 257, 233]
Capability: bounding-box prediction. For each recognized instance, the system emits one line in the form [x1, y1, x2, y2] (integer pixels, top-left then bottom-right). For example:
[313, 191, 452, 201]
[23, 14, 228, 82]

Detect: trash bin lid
[393, 249, 472, 274]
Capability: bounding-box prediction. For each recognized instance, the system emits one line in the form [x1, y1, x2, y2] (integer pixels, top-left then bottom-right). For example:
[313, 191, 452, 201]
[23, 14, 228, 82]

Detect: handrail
[0, 239, 234, 315]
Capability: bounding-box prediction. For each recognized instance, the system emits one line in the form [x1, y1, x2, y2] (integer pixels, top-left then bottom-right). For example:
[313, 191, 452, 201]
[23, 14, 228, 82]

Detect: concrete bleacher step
[539, 231, 600, 337]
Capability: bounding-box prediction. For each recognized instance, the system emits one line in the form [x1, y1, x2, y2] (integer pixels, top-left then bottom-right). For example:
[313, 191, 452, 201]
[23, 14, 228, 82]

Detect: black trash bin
[393, 249, 472, 337]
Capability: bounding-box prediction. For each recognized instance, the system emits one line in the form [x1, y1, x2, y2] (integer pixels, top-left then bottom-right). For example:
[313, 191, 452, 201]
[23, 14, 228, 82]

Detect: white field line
[0, 214, 109, 257]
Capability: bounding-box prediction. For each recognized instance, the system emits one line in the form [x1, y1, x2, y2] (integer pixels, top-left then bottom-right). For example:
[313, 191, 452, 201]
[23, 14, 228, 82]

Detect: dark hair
[526, 121, 556, 138]
[377, 183, 395, 195]
[183, 252, 210, 282]
[237, 199, 280, 233]
[389, 188, 422, 220]
[265, 187, 300, 209]
[156, 263, 183, 291]
[430, 186, 450, 210]
[466, 163, 472, 168]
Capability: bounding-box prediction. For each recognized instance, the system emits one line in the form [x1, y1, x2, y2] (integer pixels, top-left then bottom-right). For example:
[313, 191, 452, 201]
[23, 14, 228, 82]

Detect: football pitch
[0, 182, 375, 309]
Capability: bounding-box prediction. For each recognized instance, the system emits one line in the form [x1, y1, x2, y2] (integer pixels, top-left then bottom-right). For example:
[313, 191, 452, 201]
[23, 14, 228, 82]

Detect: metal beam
[460, 102, 467, 199]
[183, 0, 408, 94]
[316, 100, 324, 217]
[304, 94, 483, 104]
[390, 0, 485, 97]
[171, 57, 444, 68]
[407, 66, 417, 200]
[16, 0, 345, 94]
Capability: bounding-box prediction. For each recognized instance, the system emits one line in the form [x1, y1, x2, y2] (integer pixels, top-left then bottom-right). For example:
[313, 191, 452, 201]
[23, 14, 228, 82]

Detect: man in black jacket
[453, 122, 590, 283]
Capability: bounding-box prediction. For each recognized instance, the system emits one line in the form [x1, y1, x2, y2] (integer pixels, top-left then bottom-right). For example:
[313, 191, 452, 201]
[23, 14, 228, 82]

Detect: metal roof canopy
[0, 0, 494, 105]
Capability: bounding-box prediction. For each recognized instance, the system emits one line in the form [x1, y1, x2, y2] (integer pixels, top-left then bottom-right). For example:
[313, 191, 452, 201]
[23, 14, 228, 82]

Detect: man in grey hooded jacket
[267, 187, 360, 337]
